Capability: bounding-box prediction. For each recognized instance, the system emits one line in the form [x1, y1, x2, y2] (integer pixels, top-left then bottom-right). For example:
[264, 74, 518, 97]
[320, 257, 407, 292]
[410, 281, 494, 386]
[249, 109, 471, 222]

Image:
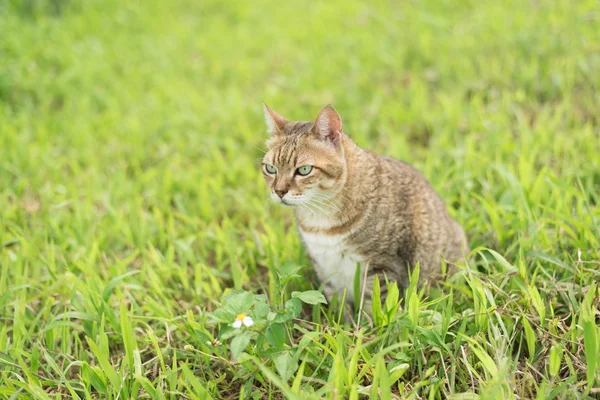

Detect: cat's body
[261, 105, 467, 312]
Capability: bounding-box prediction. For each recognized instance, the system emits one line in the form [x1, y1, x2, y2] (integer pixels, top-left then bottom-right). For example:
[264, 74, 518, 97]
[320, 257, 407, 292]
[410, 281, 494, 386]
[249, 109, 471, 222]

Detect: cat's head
[261, 104, 347, 208]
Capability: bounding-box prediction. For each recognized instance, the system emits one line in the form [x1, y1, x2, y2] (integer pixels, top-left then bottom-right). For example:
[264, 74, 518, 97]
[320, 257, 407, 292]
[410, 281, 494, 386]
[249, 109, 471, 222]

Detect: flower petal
[232, 319, 243, 329]
[242, 317, 254, 327]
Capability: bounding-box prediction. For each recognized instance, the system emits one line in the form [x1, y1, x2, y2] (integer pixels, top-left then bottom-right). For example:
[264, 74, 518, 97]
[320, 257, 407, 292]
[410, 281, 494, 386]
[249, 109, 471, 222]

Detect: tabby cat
[261, 104, 467, 313]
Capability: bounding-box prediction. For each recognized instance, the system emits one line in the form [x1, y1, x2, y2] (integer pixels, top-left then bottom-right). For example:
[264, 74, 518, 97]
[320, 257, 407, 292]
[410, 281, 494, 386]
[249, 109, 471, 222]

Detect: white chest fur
[299, 229, 363, 301]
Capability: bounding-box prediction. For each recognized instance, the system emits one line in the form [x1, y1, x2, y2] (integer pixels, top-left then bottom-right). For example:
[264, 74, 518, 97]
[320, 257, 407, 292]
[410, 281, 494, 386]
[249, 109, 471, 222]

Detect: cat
[261, 104, 468, 314]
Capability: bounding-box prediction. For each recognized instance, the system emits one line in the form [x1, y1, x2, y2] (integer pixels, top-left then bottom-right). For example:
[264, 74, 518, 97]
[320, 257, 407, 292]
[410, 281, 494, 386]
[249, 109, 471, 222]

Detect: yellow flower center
[236, 313, 247, 321]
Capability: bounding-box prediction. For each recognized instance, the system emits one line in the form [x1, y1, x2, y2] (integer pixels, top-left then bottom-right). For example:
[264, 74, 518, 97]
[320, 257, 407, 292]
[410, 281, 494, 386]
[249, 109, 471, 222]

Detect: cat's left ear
[263, 104, 289, 136]
[313, 104, 342, 147]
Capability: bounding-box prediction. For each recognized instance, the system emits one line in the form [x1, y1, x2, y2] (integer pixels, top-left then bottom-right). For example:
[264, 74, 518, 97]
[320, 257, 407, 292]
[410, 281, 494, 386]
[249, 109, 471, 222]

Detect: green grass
[1, 0, 599, 398]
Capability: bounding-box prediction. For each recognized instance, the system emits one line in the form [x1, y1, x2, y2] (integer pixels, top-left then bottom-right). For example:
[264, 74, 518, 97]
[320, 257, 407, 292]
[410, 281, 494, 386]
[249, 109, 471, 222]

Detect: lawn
[1, 0, 599, 398]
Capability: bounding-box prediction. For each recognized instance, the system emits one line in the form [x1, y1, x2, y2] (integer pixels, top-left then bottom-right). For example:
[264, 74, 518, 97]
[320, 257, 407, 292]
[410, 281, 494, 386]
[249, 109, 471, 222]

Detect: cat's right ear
[313, 104, 342, 147]
[263, 104, 288, 136]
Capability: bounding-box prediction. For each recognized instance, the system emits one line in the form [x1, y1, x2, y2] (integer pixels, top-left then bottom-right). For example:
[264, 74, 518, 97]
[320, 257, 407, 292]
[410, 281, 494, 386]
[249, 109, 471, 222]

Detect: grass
[1, 0, 599, 398]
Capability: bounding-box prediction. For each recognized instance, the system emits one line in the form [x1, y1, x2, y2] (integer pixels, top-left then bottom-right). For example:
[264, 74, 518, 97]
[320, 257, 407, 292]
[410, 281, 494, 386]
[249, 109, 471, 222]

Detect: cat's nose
[275, 189, 288, 199]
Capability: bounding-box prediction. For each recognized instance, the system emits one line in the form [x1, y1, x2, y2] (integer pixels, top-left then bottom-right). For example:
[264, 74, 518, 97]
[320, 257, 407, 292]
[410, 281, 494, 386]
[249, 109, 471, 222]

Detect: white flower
[206, 339, 222, 346]
[232, 313, 254, 329]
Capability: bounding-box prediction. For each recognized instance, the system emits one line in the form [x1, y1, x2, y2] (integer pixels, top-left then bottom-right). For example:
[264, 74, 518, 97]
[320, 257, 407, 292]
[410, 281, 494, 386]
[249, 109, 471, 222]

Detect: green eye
[264, 164, 277, 174]
[296, 165, 313, 176]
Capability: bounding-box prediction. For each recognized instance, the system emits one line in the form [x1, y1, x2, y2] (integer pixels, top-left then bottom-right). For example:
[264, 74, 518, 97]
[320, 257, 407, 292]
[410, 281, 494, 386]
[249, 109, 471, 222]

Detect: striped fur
[262, 104, 468, 313]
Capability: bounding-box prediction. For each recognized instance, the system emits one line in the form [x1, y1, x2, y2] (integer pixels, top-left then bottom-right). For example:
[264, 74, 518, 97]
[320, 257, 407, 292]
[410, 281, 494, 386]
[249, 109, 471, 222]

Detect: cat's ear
[263, 103, 289, 136]
[313, 104, 342, 147]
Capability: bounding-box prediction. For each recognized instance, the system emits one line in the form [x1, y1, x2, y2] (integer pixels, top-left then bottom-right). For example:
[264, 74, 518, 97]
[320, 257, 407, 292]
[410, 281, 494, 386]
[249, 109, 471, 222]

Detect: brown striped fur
[261, 104, 468, 313]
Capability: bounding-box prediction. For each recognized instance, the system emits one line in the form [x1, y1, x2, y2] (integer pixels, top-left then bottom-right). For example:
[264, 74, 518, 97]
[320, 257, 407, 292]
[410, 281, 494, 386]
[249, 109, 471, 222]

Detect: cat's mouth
[280, 199, 296, 207]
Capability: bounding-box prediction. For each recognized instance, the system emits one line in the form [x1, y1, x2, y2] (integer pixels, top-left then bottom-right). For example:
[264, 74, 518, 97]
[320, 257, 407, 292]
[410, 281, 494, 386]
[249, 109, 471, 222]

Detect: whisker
[310, 194, 344, 217]
[302, 201, 322, 217]
[298, 203, 314, 216]
[310, 197, 338, 216]
[263, 140, 273, 151]
[311, 195, 343, 214]
[306, 200, 334, 219]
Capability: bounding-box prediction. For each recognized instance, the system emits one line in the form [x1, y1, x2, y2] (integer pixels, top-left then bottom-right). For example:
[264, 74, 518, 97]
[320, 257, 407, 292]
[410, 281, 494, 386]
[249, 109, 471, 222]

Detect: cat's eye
[296, 165, 313, 176]
[264, 164, 277, 174]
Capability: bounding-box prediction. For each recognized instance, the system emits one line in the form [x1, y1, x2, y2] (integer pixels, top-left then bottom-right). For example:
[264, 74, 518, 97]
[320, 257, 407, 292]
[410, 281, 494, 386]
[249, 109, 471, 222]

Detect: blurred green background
[1, 0, 599, 398]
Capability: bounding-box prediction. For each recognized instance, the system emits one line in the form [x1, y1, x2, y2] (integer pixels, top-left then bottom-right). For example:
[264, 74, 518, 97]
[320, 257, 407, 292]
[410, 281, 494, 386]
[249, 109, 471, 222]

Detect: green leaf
[535, 380, 550, 400]
[487, 249, 517, 272]
[376, 358, 392, 400]
[39, 320, 81, 334]
[120, 300, 138, 374]
[353, 262, 362, 314]
[389, 363, 410, 386]
[417, 326, 450, 352]
[462, 336, 498, 377]
[82, 363, 108, 396]
[406, 262, 420, 307]
[253, 296, 271, 320]
[278, 261, 303, 282]
[285, 298, 302, 319]
[583, 320, 598, 387]
[291, 358, 306, 393]
[580, 283, 598, 388]
[549, 343, 562, 377]
[133, 349, 142, 377]
[273, 311, 294, 323]
[384, 281, 400, 322]
[522, 316, 536, 359]
[181, 363, 214, 400]
[102, 270, 141, 301]
[230, 332, 252, 361]
[136, 375, 159, 398]
[370, 358, 379, 399]
[331, 346, 346, 393]
[291, 290, 327, 305]
[275, 351, 298, 381]
[525, 251, 572, 271]
[371, 276, 383, 326]
[408, 292, 419, 330]
[0, 351, 17, 368]
[249, 355, 304, 400]
[85, 336, 122, 395]
[347, 334, 362, 386]
[527, 284, 546, 326]
[207, 308, 233, 324]
[266, 323, 287, 349]
[223, 290, 254, 315]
